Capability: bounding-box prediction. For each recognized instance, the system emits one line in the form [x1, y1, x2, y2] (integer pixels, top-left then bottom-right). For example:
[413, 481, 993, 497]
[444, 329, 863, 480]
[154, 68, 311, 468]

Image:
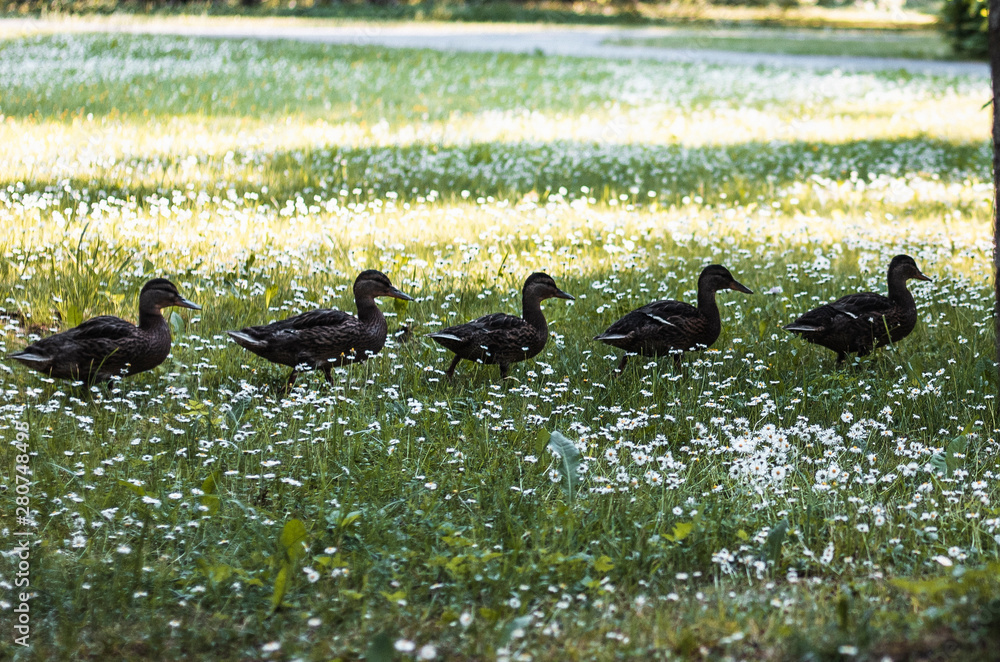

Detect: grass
[608, 27, 957, 61]
[0, 29, 997, 661]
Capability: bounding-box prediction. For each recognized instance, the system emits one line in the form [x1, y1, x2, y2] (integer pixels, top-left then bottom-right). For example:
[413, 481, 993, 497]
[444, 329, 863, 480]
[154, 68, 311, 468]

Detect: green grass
[0, 30, 996, 661]
[609, 27, 957, 60]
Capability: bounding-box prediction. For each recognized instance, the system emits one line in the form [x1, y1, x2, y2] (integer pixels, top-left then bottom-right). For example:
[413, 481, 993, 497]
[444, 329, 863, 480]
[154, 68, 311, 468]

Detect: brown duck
[594, 265, 752, 372]
[427, 273, 574, 380]
[228, 270, 412, 388]
[8, 278, 201, 384]
[783, 254, 930, 364]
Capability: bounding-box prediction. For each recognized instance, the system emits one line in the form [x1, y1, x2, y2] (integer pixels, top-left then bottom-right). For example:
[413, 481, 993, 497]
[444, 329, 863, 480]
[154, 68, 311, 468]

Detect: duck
[427, 273, 574, 380]
[594, 265, 752, 373]
[8, 278, 201, 384]
[228, 269, 413, 388]
[783, 254, 930, 364]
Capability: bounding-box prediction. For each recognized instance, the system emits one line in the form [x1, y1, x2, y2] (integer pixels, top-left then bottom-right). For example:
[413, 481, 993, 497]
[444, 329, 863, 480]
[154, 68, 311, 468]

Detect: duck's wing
[596, 299, 696, 341]
[9, 316, 138, 375]
[229, 309, 359, 350]
[234, 309, 355, 338]
[268, 309, 357, 332]
[429, 313, 530, 350]
[63, 315, 139, 341]
[436, 312, 525, 336]
[786, 293, 891, 333]
[830, 293, 894, 324]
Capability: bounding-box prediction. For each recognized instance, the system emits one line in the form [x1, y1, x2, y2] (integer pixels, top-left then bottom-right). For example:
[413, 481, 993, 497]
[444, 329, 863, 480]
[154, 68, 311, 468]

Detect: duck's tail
[7, 350, 52, 368]
[782, 323, 822, 333]
[426, 332, 462, 342]
[227, 330, 267, 349]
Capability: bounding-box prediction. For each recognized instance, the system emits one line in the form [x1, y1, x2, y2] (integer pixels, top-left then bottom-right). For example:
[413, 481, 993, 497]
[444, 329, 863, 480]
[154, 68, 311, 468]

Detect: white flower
[394, 639, 416, 653]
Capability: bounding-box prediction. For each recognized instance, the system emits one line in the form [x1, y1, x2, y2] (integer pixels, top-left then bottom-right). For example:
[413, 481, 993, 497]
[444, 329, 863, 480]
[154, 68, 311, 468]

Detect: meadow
[0, 28, 998, 660]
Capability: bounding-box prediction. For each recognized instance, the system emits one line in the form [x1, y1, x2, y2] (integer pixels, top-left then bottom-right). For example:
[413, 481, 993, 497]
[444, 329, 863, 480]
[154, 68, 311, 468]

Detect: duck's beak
[914, 271, 932, 282]
[729, 280, 753, 294]
[177, 297, 202, 310]
[553, 289, 575, 301]
[386, 288, 414, 302]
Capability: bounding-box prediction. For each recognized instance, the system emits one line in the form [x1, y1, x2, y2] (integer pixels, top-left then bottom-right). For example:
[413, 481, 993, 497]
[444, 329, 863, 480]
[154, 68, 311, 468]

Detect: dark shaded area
[941, 0, 988, 57]
[1, 0, 944, 32]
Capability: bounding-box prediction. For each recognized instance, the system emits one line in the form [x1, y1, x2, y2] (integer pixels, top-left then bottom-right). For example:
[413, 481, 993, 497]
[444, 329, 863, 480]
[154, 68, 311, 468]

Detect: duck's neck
[696, 286, 720, 319]
[887, 275, 914, 308]
[356, 295, 385, 327]
[522, 295, 548, 334]
[138, 307, 168, 333]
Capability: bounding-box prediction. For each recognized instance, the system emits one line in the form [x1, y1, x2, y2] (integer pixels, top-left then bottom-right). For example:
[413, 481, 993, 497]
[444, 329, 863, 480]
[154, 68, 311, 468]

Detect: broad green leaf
[118, 480, 147, 498]
[671, 521, 694, 542]
[500, 615, 533, 646]
[270, 564, 289, 613]
[265, 285, 279, 308]
[169, 311, 184, 335]
[737, 529, 749, 541]
[929, 453, 949, 477]
[547, 431, 581, 501]
[946, 435, 968, 473]
[593, 555, 614, 573]
[381, 589, 407, 603]
[200, 471, 221, 516]
[340, 511, 362, 529]
[206, 563, 233, 584]
[279, 519, 308, 564]
[535, 428, 551, 455]
[765, 518, 788, 565]
[366, 631, 395, 662]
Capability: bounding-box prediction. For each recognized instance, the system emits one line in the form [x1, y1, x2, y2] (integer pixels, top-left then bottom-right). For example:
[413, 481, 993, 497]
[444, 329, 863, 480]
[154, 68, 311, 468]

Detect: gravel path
[3, 18, 989, 77]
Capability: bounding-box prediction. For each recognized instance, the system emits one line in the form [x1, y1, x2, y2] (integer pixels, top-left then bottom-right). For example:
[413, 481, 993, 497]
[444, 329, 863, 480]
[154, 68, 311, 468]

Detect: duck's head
[523, 272, 575, 302]
[140, 278, 201, 311]
[888, 255, 931, 282]
[354, 270, 414, 301]
[699, 265, 753, 294]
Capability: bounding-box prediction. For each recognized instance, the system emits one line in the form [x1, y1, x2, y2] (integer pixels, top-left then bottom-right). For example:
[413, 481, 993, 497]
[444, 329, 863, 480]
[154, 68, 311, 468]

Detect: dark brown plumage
[7, 278, 200, 384]
[228, 270, 412, 388]
[783, 254, 930, 364]
[594, 265, 752, 372]
[427, 273, 574, 380]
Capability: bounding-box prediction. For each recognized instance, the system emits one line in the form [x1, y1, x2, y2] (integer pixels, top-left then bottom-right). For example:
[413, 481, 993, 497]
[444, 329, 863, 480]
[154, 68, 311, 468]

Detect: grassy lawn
[0, 29, 997, 661]
[609, 27, 956, 60]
